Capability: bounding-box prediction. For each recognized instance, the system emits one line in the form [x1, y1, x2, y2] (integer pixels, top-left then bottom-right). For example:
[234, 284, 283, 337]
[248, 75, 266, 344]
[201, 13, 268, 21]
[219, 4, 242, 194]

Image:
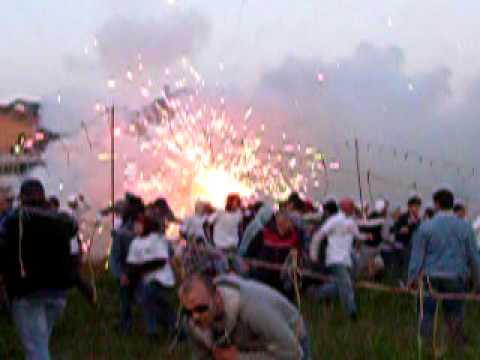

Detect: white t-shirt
[181, 215, 207, 242]
[310, 212, 365, 267]
[209, 211, 243, 250]
[473, 216, 480, 249]
[127, 233, 175, 287]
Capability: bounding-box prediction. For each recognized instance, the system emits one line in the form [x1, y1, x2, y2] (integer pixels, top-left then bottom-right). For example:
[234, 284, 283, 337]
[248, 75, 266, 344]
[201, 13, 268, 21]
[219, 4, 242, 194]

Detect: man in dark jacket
[392, 195, 422, 272]
[109, 192, 144, 335]
[0, 179, 77, 360]
[250, 211, 302, 302]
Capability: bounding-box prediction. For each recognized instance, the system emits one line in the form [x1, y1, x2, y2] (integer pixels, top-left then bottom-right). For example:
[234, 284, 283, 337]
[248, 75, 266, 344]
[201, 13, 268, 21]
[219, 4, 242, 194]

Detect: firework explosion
[88, 56, 331, 214]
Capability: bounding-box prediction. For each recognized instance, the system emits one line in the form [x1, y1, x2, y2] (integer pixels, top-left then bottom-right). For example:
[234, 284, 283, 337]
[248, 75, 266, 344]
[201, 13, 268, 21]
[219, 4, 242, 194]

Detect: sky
[1, 0, 479, 96]
[2, 0, 480, 211]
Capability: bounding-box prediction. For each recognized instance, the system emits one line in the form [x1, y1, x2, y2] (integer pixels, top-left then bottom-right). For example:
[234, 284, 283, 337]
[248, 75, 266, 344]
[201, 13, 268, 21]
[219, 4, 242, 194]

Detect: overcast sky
[1, 0, 479, 96]
[2, 0, 480, 209]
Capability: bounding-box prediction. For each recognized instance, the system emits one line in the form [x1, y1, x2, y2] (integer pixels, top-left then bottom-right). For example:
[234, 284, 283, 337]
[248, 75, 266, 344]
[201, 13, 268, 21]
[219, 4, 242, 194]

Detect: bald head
[179, 274, 219, 329]
[179, 273, 215, 298]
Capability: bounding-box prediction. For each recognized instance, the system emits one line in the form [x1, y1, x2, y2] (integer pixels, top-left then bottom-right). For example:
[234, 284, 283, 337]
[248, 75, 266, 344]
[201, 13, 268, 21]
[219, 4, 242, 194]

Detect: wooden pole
[110, 105, 115, 229]
[354, 138, 364, 216]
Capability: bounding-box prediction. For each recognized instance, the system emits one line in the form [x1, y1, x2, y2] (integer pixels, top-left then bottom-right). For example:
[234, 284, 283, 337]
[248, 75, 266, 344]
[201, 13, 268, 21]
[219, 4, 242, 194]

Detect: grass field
[1, 274, 480, 359]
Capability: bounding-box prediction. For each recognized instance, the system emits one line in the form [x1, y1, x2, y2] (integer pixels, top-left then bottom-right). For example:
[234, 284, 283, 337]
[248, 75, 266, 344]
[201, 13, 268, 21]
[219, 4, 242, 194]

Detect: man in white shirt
[126, 215, 178, 338]
[309, 198, 370, 319]
[180, 201, 210, 245]
[208, 210, 243, 251]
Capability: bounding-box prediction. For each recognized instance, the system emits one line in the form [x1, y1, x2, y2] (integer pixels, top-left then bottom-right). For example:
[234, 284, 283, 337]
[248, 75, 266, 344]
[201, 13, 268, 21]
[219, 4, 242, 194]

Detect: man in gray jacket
[179, 273, 310, 359]
[408, 188, 480, 344]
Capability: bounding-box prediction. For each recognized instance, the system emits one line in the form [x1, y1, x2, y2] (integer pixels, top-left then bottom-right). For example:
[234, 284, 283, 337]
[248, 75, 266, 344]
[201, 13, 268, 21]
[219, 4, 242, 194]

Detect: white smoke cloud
[250, 43, 480, 210]
[95, 12, 211, 75]
[37, 36, 480, 217]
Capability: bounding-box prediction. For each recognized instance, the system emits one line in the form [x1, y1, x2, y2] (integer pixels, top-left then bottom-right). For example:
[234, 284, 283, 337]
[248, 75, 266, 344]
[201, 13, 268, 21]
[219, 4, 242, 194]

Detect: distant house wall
[0, 113, 36, 153]
[0, 101, 39, 154]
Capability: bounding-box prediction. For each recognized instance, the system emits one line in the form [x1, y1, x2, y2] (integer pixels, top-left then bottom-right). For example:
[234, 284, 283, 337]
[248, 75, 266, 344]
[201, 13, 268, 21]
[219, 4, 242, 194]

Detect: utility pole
[355, 138, 364, 216]
[110, 105, 115, 229]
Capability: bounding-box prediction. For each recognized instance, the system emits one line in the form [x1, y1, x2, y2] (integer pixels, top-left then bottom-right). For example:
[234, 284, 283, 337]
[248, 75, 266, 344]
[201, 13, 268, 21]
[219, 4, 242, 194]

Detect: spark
[387, 16, 393, 28]
[244, 107, 253, 121]
[141, 87, 150, 98]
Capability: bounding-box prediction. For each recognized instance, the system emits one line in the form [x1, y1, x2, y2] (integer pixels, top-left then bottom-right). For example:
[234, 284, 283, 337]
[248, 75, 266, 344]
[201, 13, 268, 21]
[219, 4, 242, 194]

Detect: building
[0, 96, 56, 176]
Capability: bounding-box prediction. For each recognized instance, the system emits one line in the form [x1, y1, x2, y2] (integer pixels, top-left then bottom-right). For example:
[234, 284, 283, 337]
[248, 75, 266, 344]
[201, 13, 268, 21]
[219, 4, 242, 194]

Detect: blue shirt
[408, 211, 480, 283]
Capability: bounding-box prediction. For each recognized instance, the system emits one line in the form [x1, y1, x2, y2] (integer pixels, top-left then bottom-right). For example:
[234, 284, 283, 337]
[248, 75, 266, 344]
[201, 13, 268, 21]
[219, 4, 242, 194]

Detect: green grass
[1, 274, 480, 359]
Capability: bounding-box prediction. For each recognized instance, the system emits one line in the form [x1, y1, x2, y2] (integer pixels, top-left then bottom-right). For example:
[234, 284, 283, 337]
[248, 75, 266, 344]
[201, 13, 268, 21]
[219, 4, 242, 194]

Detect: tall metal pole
[354, 138, 364, 216]
[110, 105, 115, 229]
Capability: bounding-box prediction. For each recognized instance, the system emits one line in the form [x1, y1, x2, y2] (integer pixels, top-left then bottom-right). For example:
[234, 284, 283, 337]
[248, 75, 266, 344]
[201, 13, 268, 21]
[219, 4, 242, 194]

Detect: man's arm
[110, 229, 133, 277]
[0, 214, 15, 275]
[310, 220, 333, 262]
[407, 224, 428, 283]
[239, 218, 264, 257]
[126, 259, 167, 278]
[350, 221, 371, 242]
[241, 300, 303, 360]
[186, 324, 213, 360]
[0, 218, 9, 274]
[465, 226, 480, 289]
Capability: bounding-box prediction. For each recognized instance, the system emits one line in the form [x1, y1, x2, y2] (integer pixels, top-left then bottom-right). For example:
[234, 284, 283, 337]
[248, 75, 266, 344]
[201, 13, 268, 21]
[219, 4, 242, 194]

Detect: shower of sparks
[90, 58, 329, 211]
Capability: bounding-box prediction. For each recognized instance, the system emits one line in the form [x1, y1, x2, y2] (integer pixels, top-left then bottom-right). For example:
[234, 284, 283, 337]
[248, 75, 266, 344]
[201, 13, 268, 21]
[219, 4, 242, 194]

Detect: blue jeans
[11, 295, 66, 360]
[313, 265, 356, 316]
[136, 281, 177, 336]
[419, 277, 465, 340]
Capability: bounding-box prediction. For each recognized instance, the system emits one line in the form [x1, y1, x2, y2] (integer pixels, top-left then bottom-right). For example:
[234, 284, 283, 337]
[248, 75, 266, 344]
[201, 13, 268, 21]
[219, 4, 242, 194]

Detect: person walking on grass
[0, 179, 78, 360]
[109, 192, 145, 335]
[408, 188, 480, 346]
[309, 198, 371, 320]
[126, 214, 179, 340]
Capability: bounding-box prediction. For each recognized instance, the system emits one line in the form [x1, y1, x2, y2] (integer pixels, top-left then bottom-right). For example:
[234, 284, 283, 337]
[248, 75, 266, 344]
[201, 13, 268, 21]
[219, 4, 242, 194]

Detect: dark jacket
[109, 222, 135, 278]
[0, 207, 78, 299]
[393, 212, 421, 246]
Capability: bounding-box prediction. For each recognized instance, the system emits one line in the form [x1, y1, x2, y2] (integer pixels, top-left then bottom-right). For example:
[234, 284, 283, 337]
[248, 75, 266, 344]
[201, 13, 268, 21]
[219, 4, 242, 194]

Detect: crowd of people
[1, 178, 480, 359]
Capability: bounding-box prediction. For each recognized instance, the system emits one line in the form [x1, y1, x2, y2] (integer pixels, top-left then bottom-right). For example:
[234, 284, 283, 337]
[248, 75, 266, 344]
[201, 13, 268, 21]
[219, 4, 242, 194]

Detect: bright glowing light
[107, 79, 116, 89]
[35, 132, 45, 141]
[329, 161, 341, 170]
[192, 167, 254, 208]
[141, 87, 150, 97]
[24, 139, 34, 149]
